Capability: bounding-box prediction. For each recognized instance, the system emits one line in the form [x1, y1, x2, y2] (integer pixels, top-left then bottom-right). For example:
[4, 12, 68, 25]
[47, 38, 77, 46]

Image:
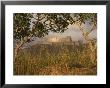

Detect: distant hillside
[14, 36, 93, 49]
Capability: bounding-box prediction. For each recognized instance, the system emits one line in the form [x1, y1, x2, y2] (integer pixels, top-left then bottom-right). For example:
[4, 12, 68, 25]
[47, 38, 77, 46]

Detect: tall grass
[14, 42, 97, 75]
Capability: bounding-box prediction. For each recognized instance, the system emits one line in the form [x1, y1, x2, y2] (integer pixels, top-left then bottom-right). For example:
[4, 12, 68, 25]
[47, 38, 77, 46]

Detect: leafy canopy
[14, 13, 97, 42]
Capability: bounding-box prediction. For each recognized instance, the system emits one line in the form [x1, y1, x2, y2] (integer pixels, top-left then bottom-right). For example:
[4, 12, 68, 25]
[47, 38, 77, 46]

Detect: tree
[14, 13, 97, 59]
[73, 13, 97, 65]
[14, 13, 33, 58]
[14, 13, 74, 58]
[73, 13, 97, 41]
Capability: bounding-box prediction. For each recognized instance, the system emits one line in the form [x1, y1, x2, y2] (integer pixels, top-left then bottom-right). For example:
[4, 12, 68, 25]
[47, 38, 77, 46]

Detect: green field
[14, 42, 97, 75]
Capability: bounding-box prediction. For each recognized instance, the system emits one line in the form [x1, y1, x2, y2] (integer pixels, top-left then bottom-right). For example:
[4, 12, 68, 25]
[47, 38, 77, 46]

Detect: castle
[48, 36, 72, 43]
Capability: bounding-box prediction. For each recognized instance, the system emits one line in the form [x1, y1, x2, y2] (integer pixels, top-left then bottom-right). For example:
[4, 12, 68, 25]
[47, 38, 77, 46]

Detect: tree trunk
[14, 42, 24, 61]
[76, 23, 97, 65]
[14, 37, 32, 61]
[14, 47, 19, 59]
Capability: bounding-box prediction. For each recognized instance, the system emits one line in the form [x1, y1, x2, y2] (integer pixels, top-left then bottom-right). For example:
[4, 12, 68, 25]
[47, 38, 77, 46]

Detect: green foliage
[13, 13, 97, 60]
[74, 13, 97, 26]
[14, 13, 33, 40]
[14, 13, 97, 41]
[31, 13, 73, 37]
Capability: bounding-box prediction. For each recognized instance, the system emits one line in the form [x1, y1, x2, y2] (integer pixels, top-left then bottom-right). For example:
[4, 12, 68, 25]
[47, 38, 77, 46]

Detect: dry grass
[14, 42, 97, 75]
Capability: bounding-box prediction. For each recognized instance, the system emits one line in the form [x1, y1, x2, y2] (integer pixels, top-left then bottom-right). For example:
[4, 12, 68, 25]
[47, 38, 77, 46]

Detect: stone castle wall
[48, 36, 72, 43]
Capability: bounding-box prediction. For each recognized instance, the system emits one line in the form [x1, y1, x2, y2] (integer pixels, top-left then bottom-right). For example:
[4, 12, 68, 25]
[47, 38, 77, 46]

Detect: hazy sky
[44, 22, 97, 41]
[27, 23, 97, 47]
[28, 14, 97, 45]
[30, 14, 96, 41]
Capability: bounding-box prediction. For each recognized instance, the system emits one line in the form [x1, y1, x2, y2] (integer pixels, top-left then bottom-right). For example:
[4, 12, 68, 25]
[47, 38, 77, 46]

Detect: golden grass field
[14, 42, 97, 75]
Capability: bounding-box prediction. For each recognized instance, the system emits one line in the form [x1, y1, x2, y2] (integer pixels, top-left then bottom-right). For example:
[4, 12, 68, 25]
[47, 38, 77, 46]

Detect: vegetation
[14, 41, 97, 75]
[14, 13, 97, 59]
[13, 13, 97, 75]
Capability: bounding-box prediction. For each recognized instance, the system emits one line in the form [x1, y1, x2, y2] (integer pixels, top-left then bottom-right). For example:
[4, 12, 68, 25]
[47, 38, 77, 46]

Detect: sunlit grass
[14, 42, 97, 75]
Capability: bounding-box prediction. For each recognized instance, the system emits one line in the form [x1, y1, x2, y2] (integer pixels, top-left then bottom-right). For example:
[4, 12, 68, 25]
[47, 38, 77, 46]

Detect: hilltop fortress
[47, 36, 72, 43]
